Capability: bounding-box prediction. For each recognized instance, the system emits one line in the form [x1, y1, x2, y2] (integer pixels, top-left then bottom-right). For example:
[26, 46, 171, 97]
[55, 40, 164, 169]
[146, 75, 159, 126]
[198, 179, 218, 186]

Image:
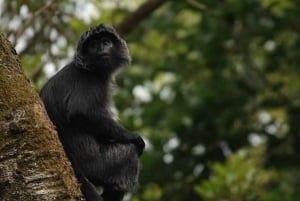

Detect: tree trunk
[0, 34, 83, 200]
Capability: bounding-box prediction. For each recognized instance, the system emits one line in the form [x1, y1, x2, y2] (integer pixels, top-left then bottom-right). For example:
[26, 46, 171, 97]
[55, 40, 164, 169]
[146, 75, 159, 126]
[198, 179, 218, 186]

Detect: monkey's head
[74, 24, 131, 73]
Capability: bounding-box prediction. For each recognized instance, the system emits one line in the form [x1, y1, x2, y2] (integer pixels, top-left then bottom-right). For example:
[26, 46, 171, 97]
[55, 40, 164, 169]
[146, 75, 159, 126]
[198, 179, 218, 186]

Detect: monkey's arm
[65, 95, 144, 155]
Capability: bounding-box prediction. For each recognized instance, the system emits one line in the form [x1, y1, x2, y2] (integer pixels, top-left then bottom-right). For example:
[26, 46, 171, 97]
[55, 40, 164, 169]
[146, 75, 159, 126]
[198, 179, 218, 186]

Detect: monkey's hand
[128, 132, 145, 156]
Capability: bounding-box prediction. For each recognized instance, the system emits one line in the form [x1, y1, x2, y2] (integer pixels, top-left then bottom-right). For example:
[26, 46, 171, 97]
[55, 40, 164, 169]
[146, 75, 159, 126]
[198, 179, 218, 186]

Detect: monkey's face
[75, 24, 131, 73]
[83, 33, 123, 70]
[86, 34, 114, 56]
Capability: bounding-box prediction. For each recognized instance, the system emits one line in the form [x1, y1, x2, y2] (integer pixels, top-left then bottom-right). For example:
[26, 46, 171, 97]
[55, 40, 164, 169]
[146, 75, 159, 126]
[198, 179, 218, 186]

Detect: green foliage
[141, 183, 163, 201]
[194, 147, 274, 201]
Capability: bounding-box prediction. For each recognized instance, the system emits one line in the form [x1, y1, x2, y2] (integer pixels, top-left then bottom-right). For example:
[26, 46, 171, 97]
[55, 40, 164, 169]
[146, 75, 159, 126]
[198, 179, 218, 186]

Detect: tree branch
[185, 0, 206, 10]
[115, 0, 170, 35]
[14, 1, 58, 43]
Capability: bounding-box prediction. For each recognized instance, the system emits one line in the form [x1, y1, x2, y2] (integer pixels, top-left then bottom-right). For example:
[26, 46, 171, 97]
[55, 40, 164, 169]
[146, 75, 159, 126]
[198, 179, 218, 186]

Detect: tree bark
[0, 34, 83, 200]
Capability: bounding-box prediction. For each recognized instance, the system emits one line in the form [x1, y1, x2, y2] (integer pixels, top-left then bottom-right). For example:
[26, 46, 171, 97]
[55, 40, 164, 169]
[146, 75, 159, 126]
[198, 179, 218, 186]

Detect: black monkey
[40, 24, 145, 201]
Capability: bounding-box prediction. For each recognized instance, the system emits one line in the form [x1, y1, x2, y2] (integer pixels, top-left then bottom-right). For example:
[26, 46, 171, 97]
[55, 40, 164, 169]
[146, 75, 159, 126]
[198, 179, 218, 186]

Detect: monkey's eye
[87, 40, 99, 54]
[100, 37, 113, 48]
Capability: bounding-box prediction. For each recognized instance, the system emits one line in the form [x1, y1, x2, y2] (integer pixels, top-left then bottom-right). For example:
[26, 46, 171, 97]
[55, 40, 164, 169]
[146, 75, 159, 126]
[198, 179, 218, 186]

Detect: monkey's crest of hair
[74, 24, 131, 71]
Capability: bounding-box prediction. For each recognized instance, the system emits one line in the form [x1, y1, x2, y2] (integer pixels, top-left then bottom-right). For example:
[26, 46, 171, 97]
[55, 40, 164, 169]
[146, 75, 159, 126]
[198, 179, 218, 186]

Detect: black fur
[40, 24, 145, 201]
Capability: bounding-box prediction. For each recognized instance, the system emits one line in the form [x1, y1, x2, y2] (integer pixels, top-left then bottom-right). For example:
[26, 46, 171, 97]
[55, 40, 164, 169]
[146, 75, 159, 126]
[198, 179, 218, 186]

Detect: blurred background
[1, 0, 300, 200]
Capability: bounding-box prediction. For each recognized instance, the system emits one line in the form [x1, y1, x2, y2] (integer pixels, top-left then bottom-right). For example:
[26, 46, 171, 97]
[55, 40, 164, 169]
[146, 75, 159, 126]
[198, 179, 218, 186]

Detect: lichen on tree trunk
[0, 34, 83, 200]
